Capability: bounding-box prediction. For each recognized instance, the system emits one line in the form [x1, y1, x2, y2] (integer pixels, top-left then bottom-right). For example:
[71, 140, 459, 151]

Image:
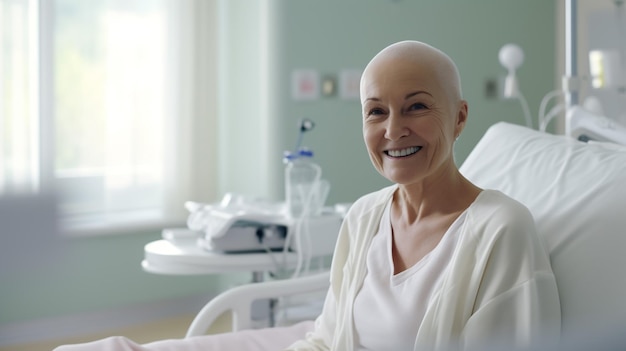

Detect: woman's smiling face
[360, 42, 467, 186]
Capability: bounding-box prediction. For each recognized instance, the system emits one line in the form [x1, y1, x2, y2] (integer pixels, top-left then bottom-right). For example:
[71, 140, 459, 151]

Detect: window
[1, 0, 218, 234]
[1, 0, 39, 194]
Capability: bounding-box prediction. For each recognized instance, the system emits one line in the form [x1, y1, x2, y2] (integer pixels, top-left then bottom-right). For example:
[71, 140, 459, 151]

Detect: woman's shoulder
[343, 184, 396, 219]
[346, 185, 398, 226]
[473, 189, 531, 215]
[464, 189, 542, 250]
[469, 189, 535, 229]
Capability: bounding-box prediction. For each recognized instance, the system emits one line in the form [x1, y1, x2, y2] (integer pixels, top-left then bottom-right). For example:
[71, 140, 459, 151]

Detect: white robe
[286, 186, 561, 351]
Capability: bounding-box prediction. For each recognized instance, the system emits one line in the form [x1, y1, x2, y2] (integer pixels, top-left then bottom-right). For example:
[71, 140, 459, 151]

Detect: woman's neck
[394, 171, 481, 224]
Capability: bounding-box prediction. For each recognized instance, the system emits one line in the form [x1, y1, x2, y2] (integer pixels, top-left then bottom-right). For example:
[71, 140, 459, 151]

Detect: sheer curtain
[0, 0, 218, 234]
[163, 0, 218, 228]
[0, 0, 40, 194]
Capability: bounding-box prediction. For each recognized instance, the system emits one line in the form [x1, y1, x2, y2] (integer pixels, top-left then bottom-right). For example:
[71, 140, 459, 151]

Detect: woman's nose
[384, 114, 409, 140]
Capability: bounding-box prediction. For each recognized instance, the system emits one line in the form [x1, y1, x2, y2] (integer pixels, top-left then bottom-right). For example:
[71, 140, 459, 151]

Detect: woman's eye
[367, 108, 385, 116]
[408, 103, 427, 111]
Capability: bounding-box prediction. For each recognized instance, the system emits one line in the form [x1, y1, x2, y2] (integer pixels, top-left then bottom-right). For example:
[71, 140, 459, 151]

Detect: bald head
[360, 41, 463, 104]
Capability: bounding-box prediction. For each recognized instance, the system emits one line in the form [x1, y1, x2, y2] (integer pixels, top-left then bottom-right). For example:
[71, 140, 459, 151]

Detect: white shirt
[353, 201, 466, 351]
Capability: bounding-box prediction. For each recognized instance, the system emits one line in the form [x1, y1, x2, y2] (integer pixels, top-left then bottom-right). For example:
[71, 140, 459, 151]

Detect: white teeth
[387, 146, 421, 157]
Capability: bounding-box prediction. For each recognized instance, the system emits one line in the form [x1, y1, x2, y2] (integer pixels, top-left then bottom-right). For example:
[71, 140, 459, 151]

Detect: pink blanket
[53, 320, 314, 351]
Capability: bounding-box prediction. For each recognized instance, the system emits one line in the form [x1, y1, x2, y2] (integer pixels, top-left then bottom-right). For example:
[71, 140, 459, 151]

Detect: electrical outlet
[485, 78, 499, 99]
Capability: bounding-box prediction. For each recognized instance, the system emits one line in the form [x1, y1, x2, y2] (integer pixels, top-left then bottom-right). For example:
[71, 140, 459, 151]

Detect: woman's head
[360, 41, 468, 186]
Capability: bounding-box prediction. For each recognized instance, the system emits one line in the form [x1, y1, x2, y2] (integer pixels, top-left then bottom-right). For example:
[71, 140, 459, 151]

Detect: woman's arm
[462, 197, 561, 350]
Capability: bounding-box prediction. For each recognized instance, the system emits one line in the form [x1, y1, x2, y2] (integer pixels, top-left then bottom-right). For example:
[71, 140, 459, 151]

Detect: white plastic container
[284, 148, 322, 219]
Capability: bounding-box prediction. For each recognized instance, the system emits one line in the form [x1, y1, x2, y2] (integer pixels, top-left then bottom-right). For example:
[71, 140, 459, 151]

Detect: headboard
[460, 122, 626, 340]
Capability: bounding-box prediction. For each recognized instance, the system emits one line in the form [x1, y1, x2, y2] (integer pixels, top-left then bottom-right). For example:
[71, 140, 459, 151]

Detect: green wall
[0, 231, 232, 325]
[0, 0, 556, 334]
[221, 0, 557, 206]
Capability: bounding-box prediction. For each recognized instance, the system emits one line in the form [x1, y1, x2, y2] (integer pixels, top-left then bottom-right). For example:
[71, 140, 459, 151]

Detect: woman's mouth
[384, 146, 422, 158]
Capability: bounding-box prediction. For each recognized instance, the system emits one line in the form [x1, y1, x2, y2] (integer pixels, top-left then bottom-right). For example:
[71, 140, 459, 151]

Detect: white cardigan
[287, 186, 561, 351]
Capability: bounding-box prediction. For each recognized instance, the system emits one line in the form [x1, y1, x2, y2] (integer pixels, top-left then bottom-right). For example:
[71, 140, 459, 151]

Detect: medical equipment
[566, 105, 626, 144]
[290, 118, 315, 154]
[186, 196, 288, 253]
[184, 195, 341, 257]
[198, 209, 289, 253]
[498, 43, 533, 128]
[284, 148, 324, 219]
[147, 116, 339, 293]
[562, 0, 626, 145]
[283, 118, 327, 219]
[499, 0, 626, 143]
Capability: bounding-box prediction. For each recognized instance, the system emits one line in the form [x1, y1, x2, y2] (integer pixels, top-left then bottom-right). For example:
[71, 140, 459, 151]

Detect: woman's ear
[454, 100, 469, 138]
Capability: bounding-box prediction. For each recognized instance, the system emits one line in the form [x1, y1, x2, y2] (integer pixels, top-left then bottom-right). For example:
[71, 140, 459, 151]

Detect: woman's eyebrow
[363, 91, 433, 103]
[363, 97, 381, 104]
[405, 91, 433, 99]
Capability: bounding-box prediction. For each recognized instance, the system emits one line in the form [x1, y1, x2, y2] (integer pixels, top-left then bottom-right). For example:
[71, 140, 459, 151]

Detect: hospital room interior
[2, 0, 626, 350]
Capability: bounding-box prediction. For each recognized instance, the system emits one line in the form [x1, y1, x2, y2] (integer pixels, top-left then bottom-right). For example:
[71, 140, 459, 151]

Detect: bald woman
[286, 41, 560, 351]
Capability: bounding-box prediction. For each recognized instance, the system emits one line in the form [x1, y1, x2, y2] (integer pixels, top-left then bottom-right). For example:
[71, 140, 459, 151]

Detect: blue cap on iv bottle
[283, 148, 314, 163]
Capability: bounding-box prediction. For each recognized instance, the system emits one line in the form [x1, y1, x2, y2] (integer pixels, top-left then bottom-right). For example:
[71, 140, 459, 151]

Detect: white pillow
[460, 122, 626, 338]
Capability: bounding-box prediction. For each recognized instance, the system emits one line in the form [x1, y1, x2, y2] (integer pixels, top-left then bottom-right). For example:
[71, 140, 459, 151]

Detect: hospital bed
[179, 121, 626, 349]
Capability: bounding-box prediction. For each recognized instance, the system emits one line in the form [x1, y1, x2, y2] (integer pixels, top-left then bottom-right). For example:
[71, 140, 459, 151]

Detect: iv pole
[565, 0, 578, 110]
